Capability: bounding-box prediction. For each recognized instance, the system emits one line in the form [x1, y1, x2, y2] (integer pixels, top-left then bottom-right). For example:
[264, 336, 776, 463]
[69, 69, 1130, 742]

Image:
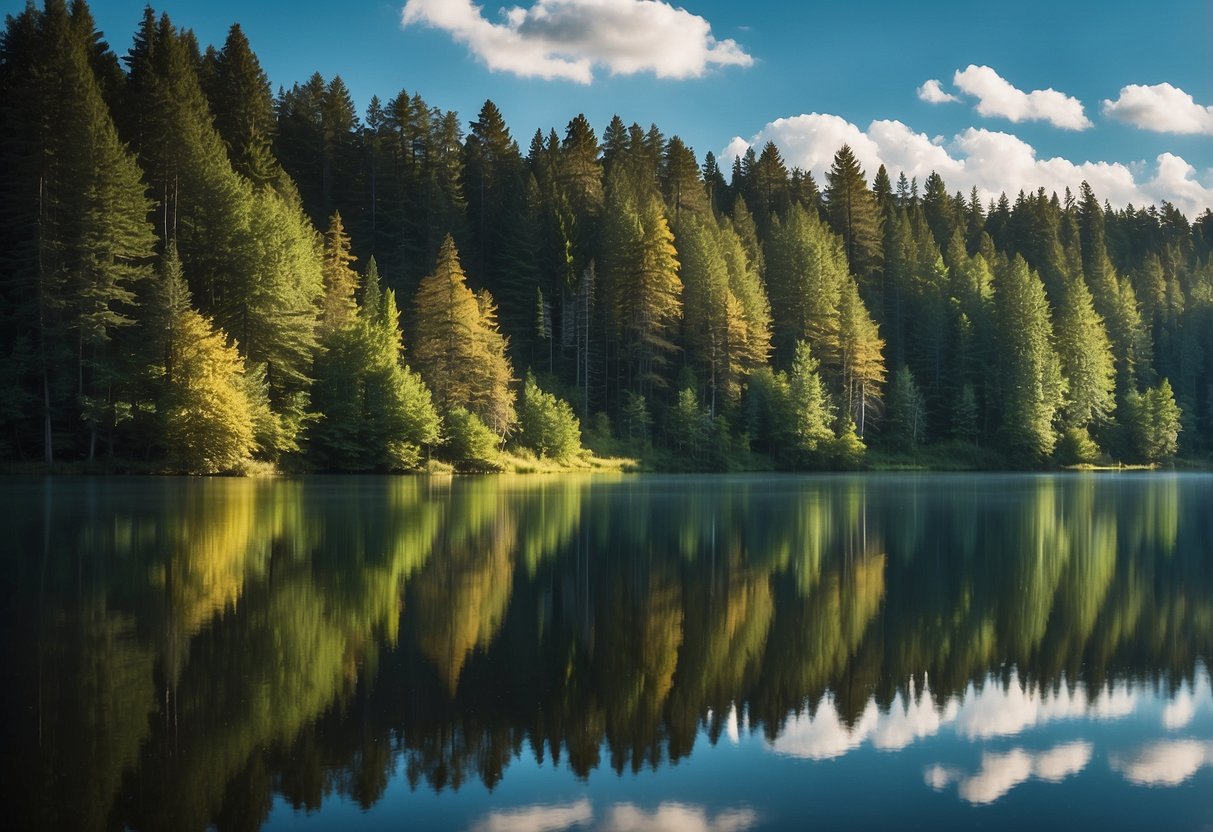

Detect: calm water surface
[2, 473, 1211, 830]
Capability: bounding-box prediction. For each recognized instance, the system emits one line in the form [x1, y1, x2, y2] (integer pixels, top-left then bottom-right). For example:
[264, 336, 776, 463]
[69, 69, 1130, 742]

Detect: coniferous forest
[3, 1, 1211, 473]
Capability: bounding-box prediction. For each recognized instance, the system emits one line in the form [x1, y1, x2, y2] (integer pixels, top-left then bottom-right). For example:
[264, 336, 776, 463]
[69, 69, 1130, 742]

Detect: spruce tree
[319, 210, 359, 334]
[824, 145, 882, 284]
[147, 245, 254, 473]
[764, 204, 848, 363]
[602, 174, 682, 398]
[1054, 275, 1116, 432]
[0, 0, 155, 461]
[994, 256, 1066, 459]
[412, 236, 516, 435]
[203, 23, 281, 189]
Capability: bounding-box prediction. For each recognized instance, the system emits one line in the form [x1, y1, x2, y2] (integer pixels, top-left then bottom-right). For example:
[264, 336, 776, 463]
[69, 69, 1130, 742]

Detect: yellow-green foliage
[162, 307, 255, 474]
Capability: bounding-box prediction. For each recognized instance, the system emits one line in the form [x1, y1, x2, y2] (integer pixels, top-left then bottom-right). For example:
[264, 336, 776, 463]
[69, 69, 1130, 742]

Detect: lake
[2, 473, 1211, 830]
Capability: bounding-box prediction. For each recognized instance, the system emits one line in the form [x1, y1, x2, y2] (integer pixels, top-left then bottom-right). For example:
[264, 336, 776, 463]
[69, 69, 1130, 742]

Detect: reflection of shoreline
[7, 474, 1212, 829]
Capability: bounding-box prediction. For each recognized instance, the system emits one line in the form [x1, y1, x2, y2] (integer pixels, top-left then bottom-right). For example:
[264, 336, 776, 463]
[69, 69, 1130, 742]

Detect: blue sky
[19, 0, 1213, 214]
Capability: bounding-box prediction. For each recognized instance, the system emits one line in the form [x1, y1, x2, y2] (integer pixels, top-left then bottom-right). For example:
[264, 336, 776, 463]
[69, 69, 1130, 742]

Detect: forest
[2, 0, 1210, 473]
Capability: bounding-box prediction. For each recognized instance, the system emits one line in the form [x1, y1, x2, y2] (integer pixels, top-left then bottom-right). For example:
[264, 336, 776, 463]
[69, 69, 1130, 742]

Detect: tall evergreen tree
[0, 0, 156, 461]
[319, 210, 358, 334]
[1054, 275, 1116, 432]
[602, 170, 682, 398]
[147, 244, 254, 473]
[412, 235, 516, 435]
[824, 145, 882, 285]
[764, 203, 848, 363]
[202, 23, 282, 190]
[994, 256, 1066, 459]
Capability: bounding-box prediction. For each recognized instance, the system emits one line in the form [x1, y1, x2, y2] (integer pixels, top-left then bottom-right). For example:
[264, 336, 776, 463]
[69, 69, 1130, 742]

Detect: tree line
[2, 0, 1209, 472]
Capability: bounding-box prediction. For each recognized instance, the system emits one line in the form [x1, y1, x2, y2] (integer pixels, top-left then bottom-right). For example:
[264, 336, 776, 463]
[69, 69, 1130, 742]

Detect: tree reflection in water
[2, 473, 1210, 829]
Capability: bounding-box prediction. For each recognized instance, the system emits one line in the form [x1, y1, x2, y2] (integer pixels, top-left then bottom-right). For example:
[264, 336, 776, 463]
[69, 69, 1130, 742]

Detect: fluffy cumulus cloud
[470, 799, 593, 832]
[925, 742, 1093, 805]
[1103, 83, 1213, 135]
[952, 65, 1091, 130]
[600, 803, 758, 832]
[918, 79, 959, 104]
[469, 800, 758, 832]
[1111, 740, 1213, 787]
[722, 114, 1213, 218]
[400, 0, 752, 84]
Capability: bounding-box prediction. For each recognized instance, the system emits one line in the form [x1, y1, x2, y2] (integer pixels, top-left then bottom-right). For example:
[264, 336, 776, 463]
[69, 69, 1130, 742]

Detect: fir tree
[824, 145, 882, 284]
[994, 256, 1066, 459]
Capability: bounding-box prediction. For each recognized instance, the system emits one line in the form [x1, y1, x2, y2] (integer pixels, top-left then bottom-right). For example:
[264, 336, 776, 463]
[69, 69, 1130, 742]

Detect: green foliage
[1056, 427, 1101, 465]
[412, 236, 516, 436]
[885, 365, 927, 450]
[994, 256, 1066, 460]
[787, 340, 835, 457]
[826, 419, 867, 469]
[620, 391, 653, 446]
[1121, 380, 1182, 463]
[310, 269, 440, 471]
[3, 4, 1213, 469]
[517, 373, 582, 461]
[150, 252, 255, 474]
[824, 144, 882, 283]
[665, 387, 734, 471]
[1055, 276, 1116, 431]
[953, 384, 980, 443]
[603, 170, 682, 395]
[765, 203, 849, 361]
[442, 406, 503, 472]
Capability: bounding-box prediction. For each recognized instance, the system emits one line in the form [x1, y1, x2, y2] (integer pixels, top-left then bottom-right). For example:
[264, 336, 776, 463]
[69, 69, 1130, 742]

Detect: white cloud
[918, 79, 959, 104]
[1162, 691, 1196, 731]
[1111, 740, 1213, 787]
[1032, 741, 1094, 782]
[722, 115, 1213, 217]
[957, 749, 1035, 804]
[600, 803, 758, 832]
[470, 799, 593, 832]
[952, 65, 1091, 130]
[926, 742, 1092, 805]
[400, 0, 752, 84]
[1103, 83, 1213, 135]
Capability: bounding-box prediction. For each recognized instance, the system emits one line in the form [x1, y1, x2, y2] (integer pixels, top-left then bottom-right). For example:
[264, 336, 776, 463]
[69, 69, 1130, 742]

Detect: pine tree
[661, 136, 707, 220]
[751, 141, 789, 233]
[832, 278, 886, 436]
[824, 145, 882, 284]
[311, 257, 439, 470]
[0, 0, 155, 461]
[319, 210, 358, 334]
[147, 245, 254, 473]
[764, 203, 848, 363]
[1122, 379, 1181, 462]
[994, 256, 1066, 459]
[412, 236, 516, 435]
[202, 23, 282, 189]
[885, 365, 927, 450]
[677, 214, 746, 411]
[921, 171, 958, 249]
[787, 340, 835, 457]
[463, 99, 523, 289]
[602, 172, 682, 397]
[1054, 275, 1116, 431]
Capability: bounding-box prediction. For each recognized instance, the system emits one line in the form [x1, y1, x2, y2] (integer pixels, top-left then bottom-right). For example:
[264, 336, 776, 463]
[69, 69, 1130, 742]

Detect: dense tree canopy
[3, 0, 1211, 471]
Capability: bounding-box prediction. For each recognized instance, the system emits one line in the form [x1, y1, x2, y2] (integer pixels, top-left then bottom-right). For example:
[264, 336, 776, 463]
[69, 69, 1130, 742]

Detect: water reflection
[2, 473, 1211, 829]
[926, 741, 1093, 804]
